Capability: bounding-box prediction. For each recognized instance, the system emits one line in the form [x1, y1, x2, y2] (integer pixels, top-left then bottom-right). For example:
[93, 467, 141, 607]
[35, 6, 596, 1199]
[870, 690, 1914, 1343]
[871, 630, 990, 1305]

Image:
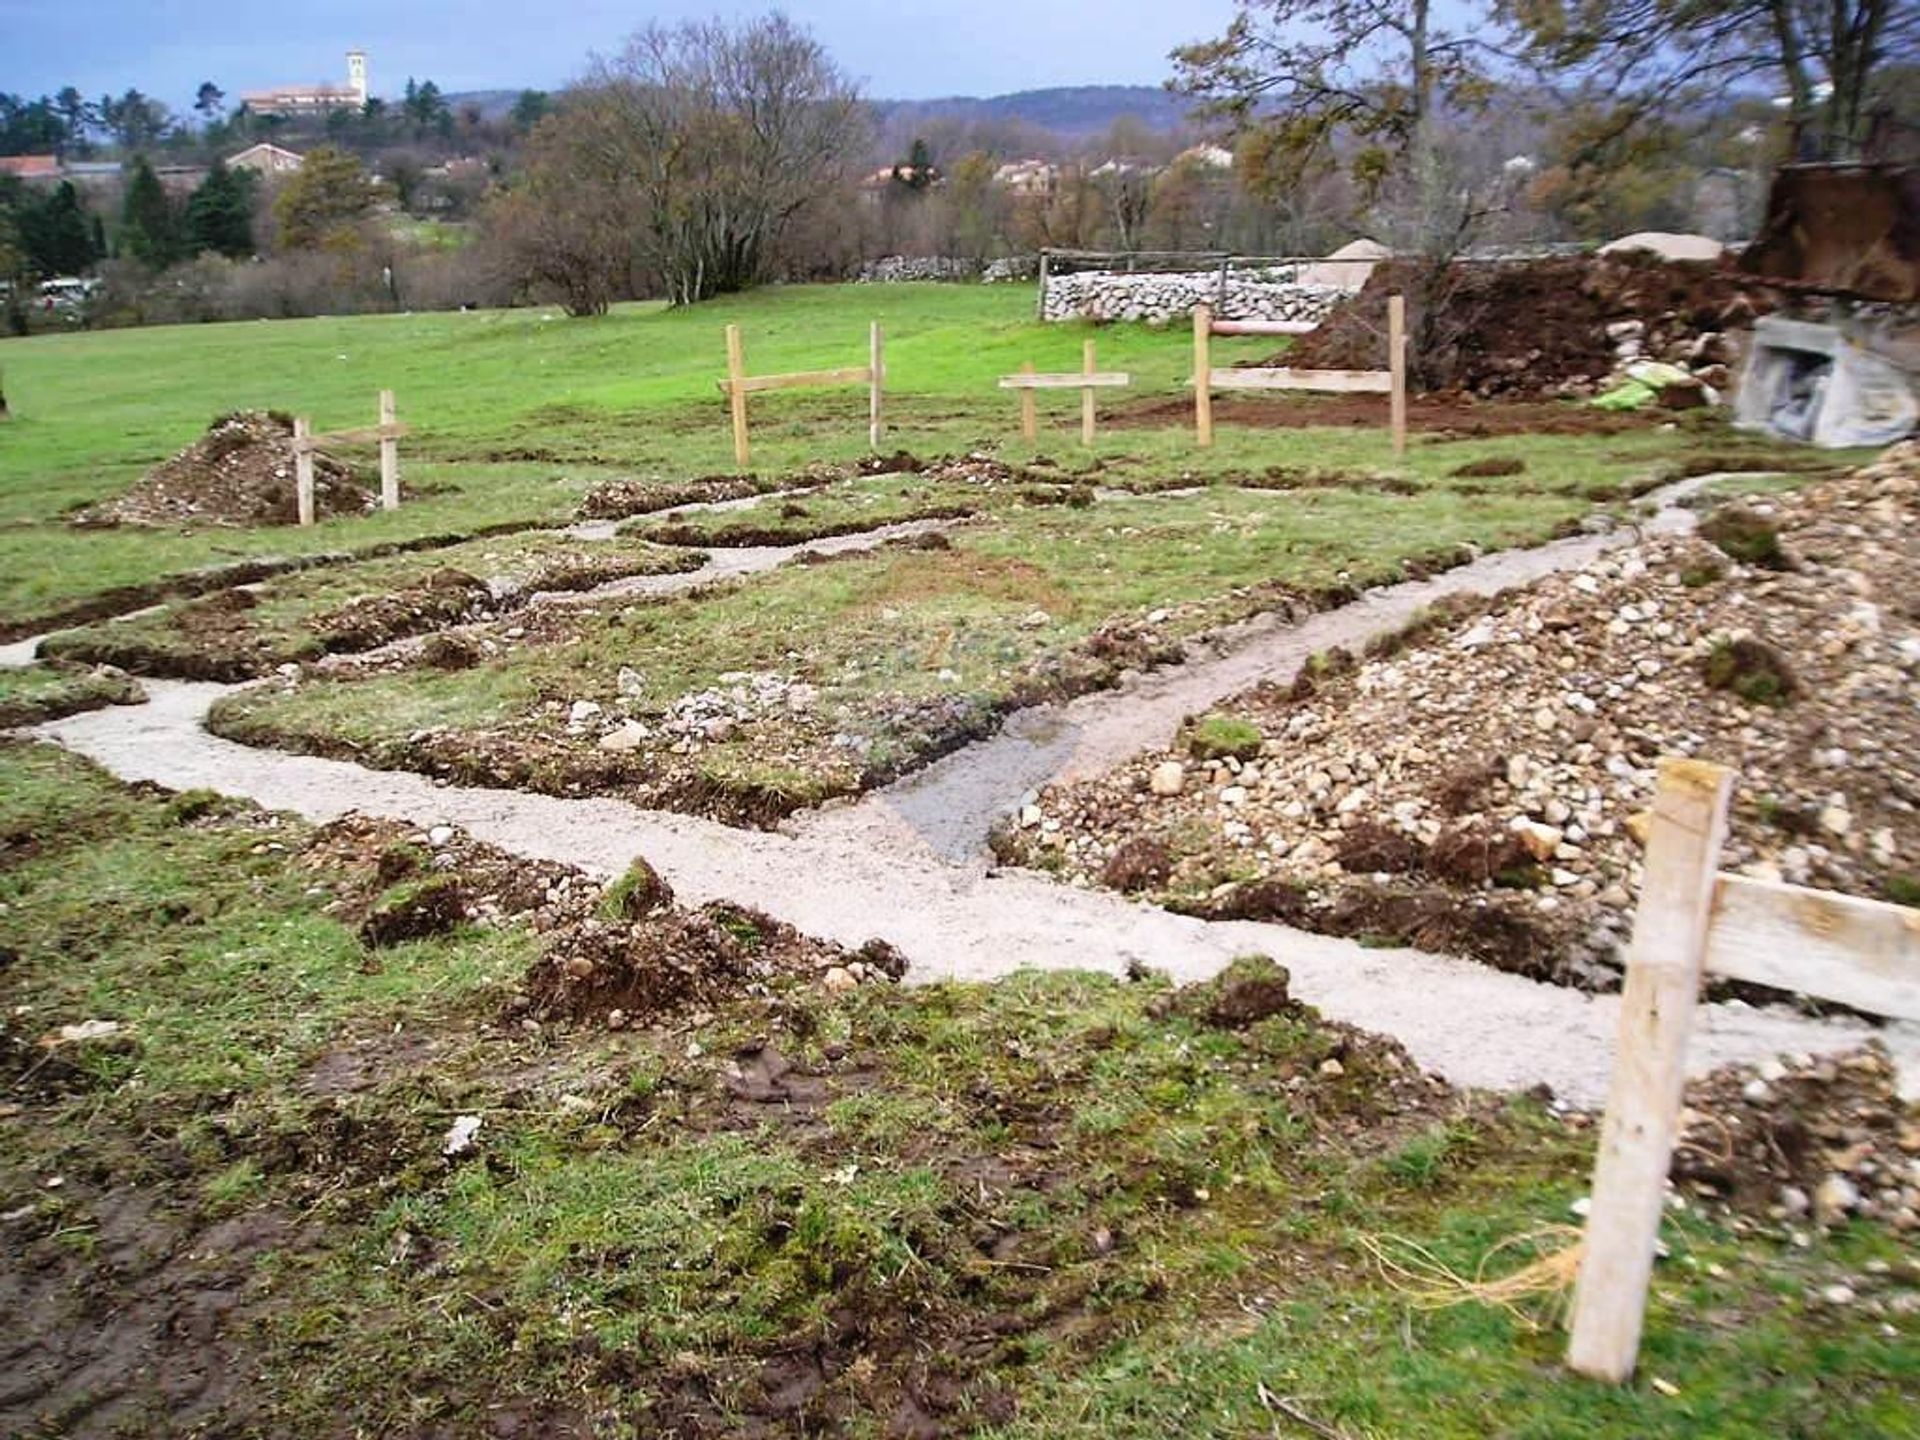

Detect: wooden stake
[1019, 361, 1037, 442]
[378, 389, 399, 511]
[1568, 757, 1734, 1383]
[1081, 339, 1097, 447]
[869, 321, 885, 450]
[1194, 304, 1214, 448]
[1388, 293, 1407, 459]
[725, 323, 750, 467]
[294, 416, 315, 527]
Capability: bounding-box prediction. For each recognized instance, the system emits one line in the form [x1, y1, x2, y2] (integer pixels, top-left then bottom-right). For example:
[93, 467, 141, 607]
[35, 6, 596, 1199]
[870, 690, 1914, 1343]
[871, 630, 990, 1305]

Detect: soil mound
[73, 411, 375, 528]
[1283, 254, 1779, 400]
[1013, 444, 1920, 989]
[1677, 1044, 1918, 1229]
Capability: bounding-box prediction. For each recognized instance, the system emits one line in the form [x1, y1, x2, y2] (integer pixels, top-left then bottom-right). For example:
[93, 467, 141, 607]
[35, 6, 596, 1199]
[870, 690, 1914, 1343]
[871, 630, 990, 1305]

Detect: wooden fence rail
[997, 340, 1130, 445]
[719, 322, 884, 467]
[1193, 296, 1407, 457]
[1567, 757, 1920, 1383]
[290, 389, 408, 527]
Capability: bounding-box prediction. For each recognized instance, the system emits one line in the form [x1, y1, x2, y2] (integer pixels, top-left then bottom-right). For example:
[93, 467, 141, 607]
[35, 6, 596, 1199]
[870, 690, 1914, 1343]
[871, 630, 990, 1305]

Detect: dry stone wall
[1041, 268, 1351, 326]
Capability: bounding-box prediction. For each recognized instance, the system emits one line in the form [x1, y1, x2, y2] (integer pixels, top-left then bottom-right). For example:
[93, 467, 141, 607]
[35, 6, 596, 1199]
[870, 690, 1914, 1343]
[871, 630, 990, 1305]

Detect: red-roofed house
[0, 155, 62, 182]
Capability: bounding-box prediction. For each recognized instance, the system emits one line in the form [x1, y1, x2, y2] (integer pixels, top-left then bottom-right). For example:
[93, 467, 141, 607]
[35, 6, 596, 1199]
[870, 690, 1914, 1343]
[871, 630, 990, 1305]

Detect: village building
[228, 143, 305, 176]
[241, 50, 369, 118]
[0, 155, 61, 183]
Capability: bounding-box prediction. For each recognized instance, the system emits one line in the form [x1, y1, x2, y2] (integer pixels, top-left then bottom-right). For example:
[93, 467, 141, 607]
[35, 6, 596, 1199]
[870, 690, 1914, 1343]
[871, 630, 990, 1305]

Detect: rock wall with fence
[1041, 267, 1356, 326]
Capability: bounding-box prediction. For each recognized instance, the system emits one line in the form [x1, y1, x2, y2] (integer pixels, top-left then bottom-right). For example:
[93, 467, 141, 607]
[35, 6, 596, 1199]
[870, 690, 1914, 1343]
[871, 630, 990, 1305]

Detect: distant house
[242, 49, 369, 118]
[155, 164, 209, 197]
[0, 155, 61, 182]
[1175, 144, 1234, 171]
[63, 161, 123, 191]
[992, 159, 1058, 198]
[229, 143, 305, 176]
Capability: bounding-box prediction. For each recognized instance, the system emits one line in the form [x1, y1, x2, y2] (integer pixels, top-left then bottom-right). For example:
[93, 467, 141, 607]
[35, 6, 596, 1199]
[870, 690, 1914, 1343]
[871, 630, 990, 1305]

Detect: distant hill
[874, 85, 1193, 138]
[447, 83, 1198, 140]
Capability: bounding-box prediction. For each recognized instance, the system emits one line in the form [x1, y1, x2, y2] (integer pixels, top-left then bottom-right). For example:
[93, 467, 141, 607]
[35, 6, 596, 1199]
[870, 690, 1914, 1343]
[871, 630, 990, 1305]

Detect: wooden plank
[1208, 319, 1320, 336]
[1388, 293, 1407, 459]
[869, 322, 885, 450]
[293, 417, 315, 527]
[1081, 339, 1096, 446]
[718, 365, 873, 396]
[378, 389, 400, 512]
[996, 372, 1132, 390]
[725, 324, 750, 467]
[1568, 757, 1735, 1383]
[1194, 304, 1213, 448]
[1019, 361, 1037, 442]
[1209, 367, 1392, 394]
[1705, 875, 1920, 1020]
[295, 423, 411, 450]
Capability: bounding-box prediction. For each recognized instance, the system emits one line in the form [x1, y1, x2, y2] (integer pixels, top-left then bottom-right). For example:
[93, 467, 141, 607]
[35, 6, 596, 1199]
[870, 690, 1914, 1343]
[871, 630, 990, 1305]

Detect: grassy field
[2, 743, 1912, 1437]
[0, 282, 1820, 630]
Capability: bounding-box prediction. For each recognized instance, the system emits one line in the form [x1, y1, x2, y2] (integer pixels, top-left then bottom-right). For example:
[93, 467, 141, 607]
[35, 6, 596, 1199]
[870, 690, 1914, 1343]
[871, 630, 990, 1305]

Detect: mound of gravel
[1010, 443, 1920, 988]
[73, 411, 375, 528]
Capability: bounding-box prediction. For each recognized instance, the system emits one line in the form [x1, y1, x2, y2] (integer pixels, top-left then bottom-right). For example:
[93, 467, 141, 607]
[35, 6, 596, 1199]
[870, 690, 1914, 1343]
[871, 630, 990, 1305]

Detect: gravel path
[30, 480, 1916, 1106]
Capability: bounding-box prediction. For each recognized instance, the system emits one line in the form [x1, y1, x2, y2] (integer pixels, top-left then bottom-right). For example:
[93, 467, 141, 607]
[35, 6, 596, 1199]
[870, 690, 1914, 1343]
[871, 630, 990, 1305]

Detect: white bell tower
[347, 50, 368, 106]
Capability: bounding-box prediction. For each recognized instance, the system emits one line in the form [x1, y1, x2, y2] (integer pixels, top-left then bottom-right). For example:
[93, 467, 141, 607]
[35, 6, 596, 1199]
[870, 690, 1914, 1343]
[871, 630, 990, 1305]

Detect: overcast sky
[4, 0, 1241, 110]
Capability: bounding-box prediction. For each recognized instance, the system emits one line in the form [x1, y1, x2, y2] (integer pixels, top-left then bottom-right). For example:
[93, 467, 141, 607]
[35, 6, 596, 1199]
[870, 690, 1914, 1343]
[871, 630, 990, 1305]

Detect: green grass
[0, 659, 143, 726]
[0, 283, 1813, 630]
[1, 742, 1912, 1436]
[208, 481, 1589, 813]
[38, 530, 700, 678]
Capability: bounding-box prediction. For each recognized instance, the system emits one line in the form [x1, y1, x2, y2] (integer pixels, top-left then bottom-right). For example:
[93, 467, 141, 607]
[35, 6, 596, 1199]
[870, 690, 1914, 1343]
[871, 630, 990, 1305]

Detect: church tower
[347, 50, 368, 106]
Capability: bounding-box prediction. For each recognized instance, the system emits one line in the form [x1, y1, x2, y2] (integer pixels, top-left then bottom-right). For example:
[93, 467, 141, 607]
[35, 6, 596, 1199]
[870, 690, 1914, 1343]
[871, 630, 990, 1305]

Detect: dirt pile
[1284, 254, 1781, 400]
[301, 814, 901, 1023]
[1676, 1044, 1919, 1230]
[72, 411, 375, 529]
[1008, 445, 1920, 987]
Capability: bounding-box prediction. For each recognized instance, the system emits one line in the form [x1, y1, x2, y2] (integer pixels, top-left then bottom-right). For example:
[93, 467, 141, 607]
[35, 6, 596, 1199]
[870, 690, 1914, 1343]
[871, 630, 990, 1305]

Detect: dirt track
[29, 479, 1918, 1107]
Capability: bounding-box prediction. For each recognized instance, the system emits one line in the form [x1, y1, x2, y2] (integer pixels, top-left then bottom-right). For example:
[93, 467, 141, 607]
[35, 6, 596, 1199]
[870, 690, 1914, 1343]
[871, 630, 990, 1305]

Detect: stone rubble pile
[575, 669, 821, 754]
[981, 255, 1039, 284]
[1008, 444, 1920, 988]
[1041, 268, 1352, 326]
[1676, 1045, 1920, 1235]
[854, 256, 980, 283]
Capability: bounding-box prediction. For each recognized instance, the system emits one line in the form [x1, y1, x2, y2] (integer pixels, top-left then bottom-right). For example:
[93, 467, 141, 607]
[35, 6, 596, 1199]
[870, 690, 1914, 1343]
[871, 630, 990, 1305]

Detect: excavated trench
[16, 476, 1916, 1104]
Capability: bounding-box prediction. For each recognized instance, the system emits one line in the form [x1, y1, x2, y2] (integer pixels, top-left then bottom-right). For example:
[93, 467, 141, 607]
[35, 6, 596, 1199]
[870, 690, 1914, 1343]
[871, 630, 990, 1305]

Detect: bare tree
[1172, 0, 1501, 188]
[582, 13, 868, 305]
[1509, 0, 1918, 163]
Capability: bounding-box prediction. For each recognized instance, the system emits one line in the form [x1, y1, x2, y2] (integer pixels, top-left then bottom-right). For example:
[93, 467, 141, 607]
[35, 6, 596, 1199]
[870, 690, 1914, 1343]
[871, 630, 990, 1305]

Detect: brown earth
[1283, 253, 1782, 399]
[1675, 1044, 1920, 1229]
[1108, 392, 1662, 435]
[71, 411, 378, 529]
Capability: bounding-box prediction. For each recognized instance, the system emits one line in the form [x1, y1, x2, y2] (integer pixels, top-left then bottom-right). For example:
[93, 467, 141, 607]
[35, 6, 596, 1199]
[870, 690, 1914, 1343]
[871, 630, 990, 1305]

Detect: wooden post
[1036, 250, 1050, 320]
[1388, 293, 1408, 459]
[1193, 304, 1214, 448]
[1568, 757, 1735, 1383]
[725, 323, 750, 467]
[378, 388, 399, 511]
[1019, 361, 1037, 443]
[868, 321, 885, 450]
[1081, 339, 1097, 447]
[293, 416, 315, 527]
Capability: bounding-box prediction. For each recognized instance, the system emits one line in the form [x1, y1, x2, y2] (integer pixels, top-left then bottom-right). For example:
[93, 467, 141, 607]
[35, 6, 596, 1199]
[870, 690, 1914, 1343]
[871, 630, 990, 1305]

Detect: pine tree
[184, 160, 256, 258]
[19, 181, 97, 275]
[120, 155, 182, 267]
